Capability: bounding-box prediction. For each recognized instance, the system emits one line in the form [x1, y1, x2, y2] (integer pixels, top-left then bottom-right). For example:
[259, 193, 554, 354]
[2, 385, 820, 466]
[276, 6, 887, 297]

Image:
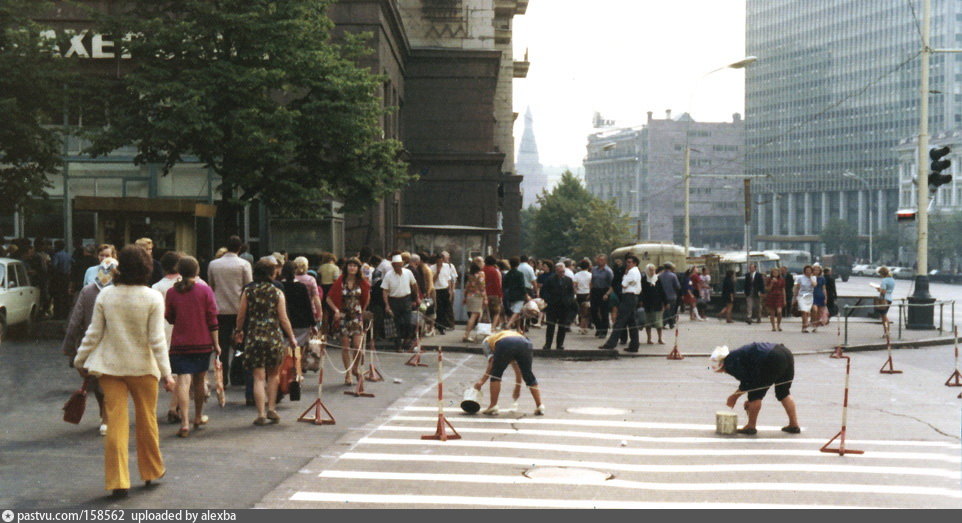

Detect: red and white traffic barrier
[297, 341, 336, 425]
[820, 354, 864, 456]
[830, 324, 844, 359]
[421, 345, 460, 441]
[667, 326, 684, 360]
[345, 327, 375, 398]
[945, 326, 962, 388]
[879, 332, 902, 374]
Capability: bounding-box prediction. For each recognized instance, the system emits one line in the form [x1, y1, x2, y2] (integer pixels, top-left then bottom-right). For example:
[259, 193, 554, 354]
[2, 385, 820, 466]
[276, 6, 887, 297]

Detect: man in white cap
[709, 342, 800, 435]
[473, 330, 544, 416]
[382, 254, 420, 351]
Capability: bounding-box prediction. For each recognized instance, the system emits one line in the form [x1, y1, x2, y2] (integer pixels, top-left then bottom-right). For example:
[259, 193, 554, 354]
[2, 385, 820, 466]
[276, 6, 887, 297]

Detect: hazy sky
[513, 0, 747, 169]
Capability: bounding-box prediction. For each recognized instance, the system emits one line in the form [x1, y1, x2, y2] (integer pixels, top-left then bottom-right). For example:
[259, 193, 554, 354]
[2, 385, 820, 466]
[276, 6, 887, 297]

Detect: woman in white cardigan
[75, 245, 175, 499]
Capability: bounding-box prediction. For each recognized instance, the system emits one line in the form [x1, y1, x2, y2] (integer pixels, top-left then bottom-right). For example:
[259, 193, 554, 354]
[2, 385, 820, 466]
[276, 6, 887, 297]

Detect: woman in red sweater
[165, 256, 220, 437]
[325, 258, 371, 386]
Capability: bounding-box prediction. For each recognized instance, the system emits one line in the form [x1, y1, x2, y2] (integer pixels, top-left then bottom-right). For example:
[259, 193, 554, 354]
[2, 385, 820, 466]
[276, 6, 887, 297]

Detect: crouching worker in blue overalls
[474, 330, 544, 416]
[709, 343, 801, 435]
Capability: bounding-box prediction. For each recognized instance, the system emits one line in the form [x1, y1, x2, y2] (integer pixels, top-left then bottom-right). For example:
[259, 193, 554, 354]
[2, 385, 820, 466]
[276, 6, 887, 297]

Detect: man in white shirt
[382, 255, 421, 351]
[573, 261, 593, 334]
[433, 252, 458, 335]
[600, 255, 641, 352]
[206, 236, 253, 385]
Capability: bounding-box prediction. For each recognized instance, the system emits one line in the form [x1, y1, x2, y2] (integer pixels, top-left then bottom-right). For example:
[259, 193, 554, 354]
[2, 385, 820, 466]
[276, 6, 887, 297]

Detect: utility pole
[909, 0, 935, 329]
[683, 146, 691, 257]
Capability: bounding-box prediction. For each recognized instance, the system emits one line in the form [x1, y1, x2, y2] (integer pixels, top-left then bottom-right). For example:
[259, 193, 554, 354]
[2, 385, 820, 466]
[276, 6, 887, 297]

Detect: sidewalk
[418, 315, 956, 358]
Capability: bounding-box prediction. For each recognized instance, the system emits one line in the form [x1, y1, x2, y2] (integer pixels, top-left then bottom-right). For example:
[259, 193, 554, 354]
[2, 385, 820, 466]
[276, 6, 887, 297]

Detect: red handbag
[63, 377, 90, 424]
[277, 351, 296, 395]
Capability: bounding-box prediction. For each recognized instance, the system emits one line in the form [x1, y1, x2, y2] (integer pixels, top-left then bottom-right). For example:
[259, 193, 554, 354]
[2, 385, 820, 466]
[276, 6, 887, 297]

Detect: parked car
[851, 264, 879, 276]
[0, 258, 40, 343]
[929, 270, 959, 283]
[891, 267, 915, 280]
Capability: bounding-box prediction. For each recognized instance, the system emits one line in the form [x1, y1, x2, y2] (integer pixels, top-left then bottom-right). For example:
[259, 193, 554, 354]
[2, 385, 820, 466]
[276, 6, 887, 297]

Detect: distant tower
[517, 107, 546, 208]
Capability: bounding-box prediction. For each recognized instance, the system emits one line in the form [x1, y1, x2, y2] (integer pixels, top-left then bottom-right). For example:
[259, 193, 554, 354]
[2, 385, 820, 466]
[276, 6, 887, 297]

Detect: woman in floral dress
[462, 260, 487, 342]
[234, 259, 297, 426]
[326, 258, 371, 386]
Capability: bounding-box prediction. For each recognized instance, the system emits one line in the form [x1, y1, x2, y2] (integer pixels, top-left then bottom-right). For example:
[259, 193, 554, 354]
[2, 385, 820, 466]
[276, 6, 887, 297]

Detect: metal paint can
[716, 410, 738, 435]
[461, 387, 483, 414]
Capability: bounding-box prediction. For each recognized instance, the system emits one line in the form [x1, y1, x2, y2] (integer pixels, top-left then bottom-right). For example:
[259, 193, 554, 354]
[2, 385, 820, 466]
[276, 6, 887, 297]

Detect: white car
[891, 267, 915, 279]
[0, 258, 41, 343]
[851, 264, 879, 276]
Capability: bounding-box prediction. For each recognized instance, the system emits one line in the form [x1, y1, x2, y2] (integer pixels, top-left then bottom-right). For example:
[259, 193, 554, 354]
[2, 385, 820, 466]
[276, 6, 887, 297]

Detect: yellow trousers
[100, 375, 166, 490]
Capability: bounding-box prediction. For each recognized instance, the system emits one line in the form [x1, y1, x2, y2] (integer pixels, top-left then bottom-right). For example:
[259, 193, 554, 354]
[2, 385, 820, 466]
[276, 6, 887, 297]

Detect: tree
[527, 171, 632, 258]
[529, 171, 591, 257]
[86, 0, 411, 231]
[0, 1, 63, 216]
[571, 199, 633, 261]
[928, 211, 962, 270]
[820, 218, 859, 256]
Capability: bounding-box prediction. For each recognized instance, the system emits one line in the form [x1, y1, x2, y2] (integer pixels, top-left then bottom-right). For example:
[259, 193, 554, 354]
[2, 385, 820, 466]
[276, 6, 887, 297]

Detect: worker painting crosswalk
[258, 361, 962, 510]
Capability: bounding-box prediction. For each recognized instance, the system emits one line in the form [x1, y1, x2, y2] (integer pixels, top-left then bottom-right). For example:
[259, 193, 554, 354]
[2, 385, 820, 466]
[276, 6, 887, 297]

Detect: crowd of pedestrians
[44, 234, 894, 498]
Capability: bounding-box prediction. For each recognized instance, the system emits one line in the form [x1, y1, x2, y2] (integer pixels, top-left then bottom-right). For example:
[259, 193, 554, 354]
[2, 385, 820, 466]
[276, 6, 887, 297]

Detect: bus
[772, 250, 812, 274]
[610, 242, 689, 272]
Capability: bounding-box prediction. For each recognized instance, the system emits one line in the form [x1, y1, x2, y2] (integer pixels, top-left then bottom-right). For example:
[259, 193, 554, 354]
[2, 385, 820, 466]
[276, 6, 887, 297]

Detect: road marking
[316, 470, 962, 499]
[358, 437, 962, 464]
[395, 412, 782, 431]
[288, 491, 868, 509]
[339, 452, 960, 479]
[373, 424, 962, 448]
[392, 414, 962, 449]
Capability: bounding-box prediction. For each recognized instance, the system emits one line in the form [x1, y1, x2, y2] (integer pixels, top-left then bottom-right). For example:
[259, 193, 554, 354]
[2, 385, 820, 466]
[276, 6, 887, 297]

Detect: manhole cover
[565, 407, 632, 415]
[524, 467, 612, 483]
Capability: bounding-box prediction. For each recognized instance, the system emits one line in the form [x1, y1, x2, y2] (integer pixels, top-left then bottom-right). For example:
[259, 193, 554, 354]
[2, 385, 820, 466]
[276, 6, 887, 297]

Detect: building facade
[747, 0, 962, 257]
[517, 107, 546, 208]
[584, 111, 745, 248]
[11, 0, 527, 262]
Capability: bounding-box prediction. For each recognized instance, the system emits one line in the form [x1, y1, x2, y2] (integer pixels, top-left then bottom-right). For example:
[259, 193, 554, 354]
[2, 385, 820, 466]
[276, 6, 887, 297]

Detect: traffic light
[928, 146, 952, 189]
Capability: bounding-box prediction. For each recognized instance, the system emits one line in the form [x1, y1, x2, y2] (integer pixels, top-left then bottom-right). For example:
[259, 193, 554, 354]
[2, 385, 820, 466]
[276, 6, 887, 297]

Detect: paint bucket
[461, 387, 483, 414]
[716, 410, 738, 435]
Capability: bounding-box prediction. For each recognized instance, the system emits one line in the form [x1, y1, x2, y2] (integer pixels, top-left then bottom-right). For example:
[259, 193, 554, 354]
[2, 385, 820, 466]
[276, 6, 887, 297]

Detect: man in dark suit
[744, 263, 765, 324]
[541, 262, 576, 351]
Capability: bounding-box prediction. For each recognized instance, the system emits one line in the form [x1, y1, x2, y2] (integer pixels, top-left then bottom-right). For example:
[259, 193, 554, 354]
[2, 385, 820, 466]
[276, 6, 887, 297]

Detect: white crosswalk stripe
[285, 364, 962, 509]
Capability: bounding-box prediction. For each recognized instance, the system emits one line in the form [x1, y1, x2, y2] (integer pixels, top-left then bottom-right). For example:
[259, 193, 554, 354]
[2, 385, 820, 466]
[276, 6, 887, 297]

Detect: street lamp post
[843, 171, 873, 263]
[909, 0, 935, 329]
[684, 56, 757, 257]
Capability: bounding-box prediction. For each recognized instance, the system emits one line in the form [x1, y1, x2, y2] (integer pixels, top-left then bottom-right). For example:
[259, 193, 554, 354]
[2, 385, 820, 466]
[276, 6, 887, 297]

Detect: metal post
[684, 146, 691, 257]
[909, 0, 936, 329]
[939, 301, 945, 334]
[844, 306, 849, 346]
[899, 303, 905, 340]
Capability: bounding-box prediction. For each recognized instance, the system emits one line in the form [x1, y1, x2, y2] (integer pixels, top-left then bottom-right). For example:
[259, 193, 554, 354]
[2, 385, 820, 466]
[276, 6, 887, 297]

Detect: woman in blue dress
[811, 265, 827, 331]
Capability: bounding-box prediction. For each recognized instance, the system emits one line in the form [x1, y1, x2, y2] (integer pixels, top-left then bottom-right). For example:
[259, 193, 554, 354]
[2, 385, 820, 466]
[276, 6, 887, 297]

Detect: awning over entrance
[73, 196, 217, 218]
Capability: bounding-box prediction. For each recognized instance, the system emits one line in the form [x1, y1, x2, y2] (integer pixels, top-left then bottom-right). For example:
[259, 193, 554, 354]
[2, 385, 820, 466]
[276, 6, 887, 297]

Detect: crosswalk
[276, 363, 962, 509]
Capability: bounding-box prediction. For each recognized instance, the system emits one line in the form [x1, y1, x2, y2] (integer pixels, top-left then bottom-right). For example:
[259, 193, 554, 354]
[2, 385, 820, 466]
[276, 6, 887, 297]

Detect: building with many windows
[584, 110, 745, 248]
[517, 107, 546, 208]
[747, 0, 962, 257]
[7, 0, 528, 263]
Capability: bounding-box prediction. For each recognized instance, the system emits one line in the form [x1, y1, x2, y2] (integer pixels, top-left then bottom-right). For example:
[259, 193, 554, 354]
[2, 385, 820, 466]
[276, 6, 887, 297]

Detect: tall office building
[747, 0, 962, 256]
[517, 107, 546, 207]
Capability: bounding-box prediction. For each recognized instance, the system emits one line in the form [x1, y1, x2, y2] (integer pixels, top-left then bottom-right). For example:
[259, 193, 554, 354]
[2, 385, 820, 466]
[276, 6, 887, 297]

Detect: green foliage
[0, 0, 62, 215]
[571, 199, 634, 261]
[928, 211, 962, 269]
[527, 171, 632, 258]
[820, 218, 859, 256]
[85, 0, 411, 217]
[872, 228, 900, 264]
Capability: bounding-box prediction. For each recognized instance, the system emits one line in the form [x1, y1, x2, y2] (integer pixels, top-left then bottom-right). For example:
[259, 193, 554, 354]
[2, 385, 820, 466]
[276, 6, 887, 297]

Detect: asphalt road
[2, 336, 960, 509]
[258, 343, 962, 509]
[0, 338, 434, 510]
